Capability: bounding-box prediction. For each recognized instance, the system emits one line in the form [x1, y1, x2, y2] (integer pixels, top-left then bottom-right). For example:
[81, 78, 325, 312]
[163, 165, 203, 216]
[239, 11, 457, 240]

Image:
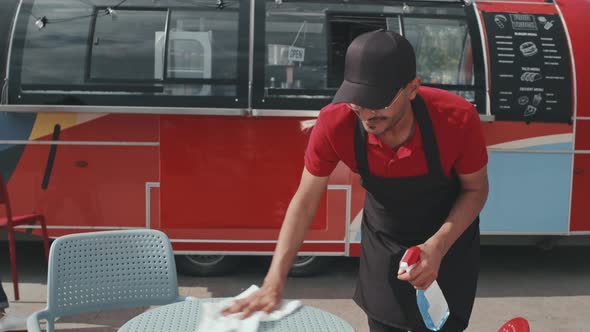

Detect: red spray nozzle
[399, 246, 421, 273]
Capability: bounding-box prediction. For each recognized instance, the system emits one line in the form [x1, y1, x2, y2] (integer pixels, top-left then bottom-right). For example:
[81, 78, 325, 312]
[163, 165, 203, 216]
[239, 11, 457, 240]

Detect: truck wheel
[288, 256, 330, 277]
[176, 255, 240, 276]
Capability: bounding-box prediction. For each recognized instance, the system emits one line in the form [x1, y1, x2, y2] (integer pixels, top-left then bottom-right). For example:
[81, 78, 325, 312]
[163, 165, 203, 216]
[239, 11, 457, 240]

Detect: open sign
[288, 46, 305, 62]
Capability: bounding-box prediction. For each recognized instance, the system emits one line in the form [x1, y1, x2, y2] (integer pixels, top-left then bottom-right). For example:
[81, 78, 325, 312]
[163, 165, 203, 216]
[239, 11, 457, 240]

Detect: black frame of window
[464, 2, 486, 114]
[252, 0, 485, 112]
[8, 1, 250, 108]
[1, 0, 19, 79]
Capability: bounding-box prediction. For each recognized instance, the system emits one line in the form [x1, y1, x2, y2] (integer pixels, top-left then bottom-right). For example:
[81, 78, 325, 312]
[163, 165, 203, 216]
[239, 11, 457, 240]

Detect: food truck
[1, 0, 588, 275]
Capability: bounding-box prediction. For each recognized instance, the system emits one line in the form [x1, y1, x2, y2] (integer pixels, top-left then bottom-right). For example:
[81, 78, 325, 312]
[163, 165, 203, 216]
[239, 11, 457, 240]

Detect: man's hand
[222, 279, 285, 319]
[397, 241, 444, 290]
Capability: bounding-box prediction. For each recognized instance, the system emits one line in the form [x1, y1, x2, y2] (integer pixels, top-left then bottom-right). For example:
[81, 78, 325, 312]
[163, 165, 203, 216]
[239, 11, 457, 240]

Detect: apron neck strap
[411, 94, 445, 178]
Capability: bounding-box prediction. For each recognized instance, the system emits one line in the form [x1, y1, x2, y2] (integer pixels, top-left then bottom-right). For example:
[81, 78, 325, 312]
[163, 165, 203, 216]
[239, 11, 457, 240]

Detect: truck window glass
[161, 9, 239, 97]
[90, 9, 168, 81]
[9, 0, 245, 106]
[403, 16, 475, 102]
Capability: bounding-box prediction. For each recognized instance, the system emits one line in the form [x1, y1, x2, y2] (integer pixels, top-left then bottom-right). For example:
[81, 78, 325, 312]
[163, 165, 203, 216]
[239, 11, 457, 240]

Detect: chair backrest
[45, 229, 180, 319]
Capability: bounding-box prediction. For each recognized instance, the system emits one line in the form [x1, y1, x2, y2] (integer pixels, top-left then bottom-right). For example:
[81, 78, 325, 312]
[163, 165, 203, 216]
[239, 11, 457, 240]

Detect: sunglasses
[349, 87, 406, 113]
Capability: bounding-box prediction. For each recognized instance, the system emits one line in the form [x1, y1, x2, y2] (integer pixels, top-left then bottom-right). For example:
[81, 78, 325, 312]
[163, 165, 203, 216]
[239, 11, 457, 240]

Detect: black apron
[352, 95, 480, 331]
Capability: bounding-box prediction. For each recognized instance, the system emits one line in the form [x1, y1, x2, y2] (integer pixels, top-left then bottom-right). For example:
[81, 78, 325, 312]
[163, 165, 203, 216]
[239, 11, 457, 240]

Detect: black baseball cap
[332, 29, 416, 110]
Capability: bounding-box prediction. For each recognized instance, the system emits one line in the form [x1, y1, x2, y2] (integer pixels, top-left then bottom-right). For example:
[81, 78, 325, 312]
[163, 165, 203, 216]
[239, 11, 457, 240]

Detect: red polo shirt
[304, 86, 488, 178]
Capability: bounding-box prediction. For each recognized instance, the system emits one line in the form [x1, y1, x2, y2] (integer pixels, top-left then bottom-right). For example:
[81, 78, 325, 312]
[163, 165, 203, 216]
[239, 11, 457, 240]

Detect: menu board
[482, 12, 573, 123]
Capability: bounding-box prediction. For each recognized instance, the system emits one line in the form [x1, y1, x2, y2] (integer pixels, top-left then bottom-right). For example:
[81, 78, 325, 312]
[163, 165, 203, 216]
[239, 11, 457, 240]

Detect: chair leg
[7, 227, 19, 301]
[39, 216, 50, 262]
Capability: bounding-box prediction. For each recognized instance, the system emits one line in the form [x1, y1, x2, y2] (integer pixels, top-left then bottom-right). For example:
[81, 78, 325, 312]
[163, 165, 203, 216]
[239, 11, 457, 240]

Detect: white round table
[118, 299, 356, 332]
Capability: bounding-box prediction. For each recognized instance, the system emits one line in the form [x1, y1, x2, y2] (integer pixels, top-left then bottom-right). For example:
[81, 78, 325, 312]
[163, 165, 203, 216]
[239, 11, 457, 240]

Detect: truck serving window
[8, 0, 248, 108]
[255, 1, 480, 111]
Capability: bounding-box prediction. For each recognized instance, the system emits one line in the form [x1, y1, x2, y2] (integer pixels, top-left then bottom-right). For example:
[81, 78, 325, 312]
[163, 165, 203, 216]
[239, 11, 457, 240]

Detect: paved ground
[1, 243, 590, 331]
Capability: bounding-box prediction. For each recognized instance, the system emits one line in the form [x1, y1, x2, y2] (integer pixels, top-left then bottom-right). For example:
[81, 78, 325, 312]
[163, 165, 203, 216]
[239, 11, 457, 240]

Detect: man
[225, 30, 488, 332]
[0, 276, 25, 332]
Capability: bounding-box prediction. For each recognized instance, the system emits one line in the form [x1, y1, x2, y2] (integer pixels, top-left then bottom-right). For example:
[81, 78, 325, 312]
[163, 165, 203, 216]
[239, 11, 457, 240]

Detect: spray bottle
[398, 246, 450, 331]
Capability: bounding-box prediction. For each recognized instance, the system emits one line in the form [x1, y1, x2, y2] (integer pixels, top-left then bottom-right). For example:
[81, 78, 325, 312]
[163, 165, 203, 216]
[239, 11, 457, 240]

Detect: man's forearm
[428, 187, 488, 255]
[265, 195, 320, 283]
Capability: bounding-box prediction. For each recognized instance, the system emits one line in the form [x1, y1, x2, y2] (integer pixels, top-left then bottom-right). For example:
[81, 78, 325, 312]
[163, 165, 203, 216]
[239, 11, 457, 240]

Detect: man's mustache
[367, 116, 387, 122]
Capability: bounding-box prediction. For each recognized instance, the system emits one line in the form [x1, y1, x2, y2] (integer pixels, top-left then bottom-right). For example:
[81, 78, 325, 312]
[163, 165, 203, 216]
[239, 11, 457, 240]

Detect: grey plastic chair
[27, 229, 187, 332]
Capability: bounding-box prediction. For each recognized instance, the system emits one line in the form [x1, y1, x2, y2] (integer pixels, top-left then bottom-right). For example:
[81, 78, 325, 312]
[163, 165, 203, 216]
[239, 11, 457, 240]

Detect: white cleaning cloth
[195, 285, 302, 332]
